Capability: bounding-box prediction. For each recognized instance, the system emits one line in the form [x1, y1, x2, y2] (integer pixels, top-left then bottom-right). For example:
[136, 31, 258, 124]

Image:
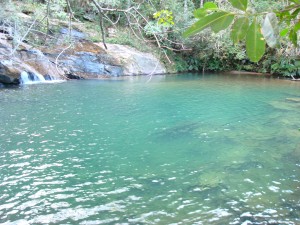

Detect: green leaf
[230, 17, 249, 43]
[289, 0, 300, 4]
[203, 2, 218, 9]
[261, 13, 280, 48]
[277, 11, 291, 24]
[229, 0, 248, 11]
[246, 18, 266, 62]
[291, 8, 300, 19]
[289, 29, 298, 46]
[295, 21, 300, 32]
[280, 28, 289, 37]
[194, 8, 207, 18]
[210, 13, 234, 32]
[184, 12, 234, 37]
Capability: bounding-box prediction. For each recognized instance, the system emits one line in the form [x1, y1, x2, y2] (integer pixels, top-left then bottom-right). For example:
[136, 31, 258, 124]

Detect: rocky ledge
[0, 28, 166, 86]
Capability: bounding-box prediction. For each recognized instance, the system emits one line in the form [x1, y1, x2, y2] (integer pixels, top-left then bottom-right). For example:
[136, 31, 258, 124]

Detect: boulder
[59, 28, 86, 40]
[0, 60, 22, 80]
[0, 28, 166, 84]
[42, 40, 124, 78]
[286, 98, 300, 103]
[0, 74, 19, 84]
[103, 44, 166, 75]
[0, 38, 65, 84]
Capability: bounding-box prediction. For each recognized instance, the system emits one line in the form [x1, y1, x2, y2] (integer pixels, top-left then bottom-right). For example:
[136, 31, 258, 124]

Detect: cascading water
[20, 71, 64, 85]
[20, 71, 45, 84]
[44, 74, 60, 81]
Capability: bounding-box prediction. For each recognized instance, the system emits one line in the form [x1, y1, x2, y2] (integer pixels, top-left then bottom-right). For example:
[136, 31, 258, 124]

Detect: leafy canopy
[184, 0, 300, 62]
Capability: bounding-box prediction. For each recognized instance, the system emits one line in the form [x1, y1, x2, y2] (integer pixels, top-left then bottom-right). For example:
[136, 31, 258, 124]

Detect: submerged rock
[198, 171, 225, 189]
[286, 97, 300, 103]
[154, 122, 200, 140]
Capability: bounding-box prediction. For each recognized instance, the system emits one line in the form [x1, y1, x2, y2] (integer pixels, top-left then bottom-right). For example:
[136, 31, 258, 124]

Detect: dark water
[0, 74, 299, 224]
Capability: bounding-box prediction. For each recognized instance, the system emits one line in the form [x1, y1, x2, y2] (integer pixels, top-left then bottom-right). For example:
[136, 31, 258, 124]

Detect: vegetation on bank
[0, 0, 299, 77]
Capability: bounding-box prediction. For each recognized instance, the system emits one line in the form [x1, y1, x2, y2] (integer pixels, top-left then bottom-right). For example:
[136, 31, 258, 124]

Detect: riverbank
[0, 1, 299, 87]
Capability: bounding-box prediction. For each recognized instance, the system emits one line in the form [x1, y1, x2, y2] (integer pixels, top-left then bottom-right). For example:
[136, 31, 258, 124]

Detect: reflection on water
[0, 74, 299, 224]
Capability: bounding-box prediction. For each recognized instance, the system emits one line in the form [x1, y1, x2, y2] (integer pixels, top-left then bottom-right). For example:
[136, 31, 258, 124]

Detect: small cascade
[20, 71, 45, 84]
[44, 74, 60, 81]
[20, 71, 64, 85]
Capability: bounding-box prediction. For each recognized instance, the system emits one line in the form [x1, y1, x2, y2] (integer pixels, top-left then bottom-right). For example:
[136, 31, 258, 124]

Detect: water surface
[0, 74, 299, 224]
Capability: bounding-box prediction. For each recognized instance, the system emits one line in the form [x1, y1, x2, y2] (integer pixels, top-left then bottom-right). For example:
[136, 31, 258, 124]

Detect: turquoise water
[0, 74, 299, 224]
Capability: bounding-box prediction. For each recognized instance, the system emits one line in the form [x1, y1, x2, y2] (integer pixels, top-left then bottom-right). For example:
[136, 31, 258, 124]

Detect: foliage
[153, 10, 174, 27]
[1, 0, 298, 77]
[184, 0, 300, 62]
[270, 56, 300, 76]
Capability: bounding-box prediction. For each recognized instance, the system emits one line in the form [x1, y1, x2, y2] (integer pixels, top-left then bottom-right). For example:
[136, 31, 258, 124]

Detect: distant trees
[0, 0, 298, 75]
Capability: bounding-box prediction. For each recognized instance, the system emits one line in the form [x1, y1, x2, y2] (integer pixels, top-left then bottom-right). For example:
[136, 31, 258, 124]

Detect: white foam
[20, 71, 64, 85]
[244, 178, 254, 183]
[268, 186, 280, 192]
[240, 212, 252, 217]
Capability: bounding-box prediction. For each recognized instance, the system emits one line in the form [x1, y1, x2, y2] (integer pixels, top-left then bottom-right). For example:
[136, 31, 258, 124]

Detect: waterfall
[44, 74, 59, 81]
[20, 71, 64, 85]
[20, 71, 45, 84]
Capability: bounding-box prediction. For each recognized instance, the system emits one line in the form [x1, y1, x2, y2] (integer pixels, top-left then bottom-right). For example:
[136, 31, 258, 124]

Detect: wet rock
[0, 74, 16, 84]
[17, 49, 64, 78]
[44, 74, 53, 80]
[0, 38, 65, 84]
[65, 73, 84, 80]
[154, 122, 200, 140]
[198, 171, 225, 189]
[269, 101, 298, 111]
[0, 31, 166, 83]
[0, 82, 5, 88]
[0, 60, 22, 81]
[286, 97, 300, 103]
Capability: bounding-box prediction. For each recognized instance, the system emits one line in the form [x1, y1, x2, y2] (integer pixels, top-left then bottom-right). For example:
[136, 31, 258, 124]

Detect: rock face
[103, 44, 166, 75]
[42, 40, 124, 79]
[0, 27, 166, 85]
[0, 36, 64, 85]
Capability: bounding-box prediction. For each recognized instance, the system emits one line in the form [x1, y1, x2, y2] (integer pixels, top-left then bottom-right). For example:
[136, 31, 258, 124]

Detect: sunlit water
[0, 74, 299, 225]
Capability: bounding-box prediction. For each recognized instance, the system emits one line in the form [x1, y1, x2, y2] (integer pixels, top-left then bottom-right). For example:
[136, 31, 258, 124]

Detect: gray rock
[0, 74, 19, 84]
[104, 65, 123, 76]
[104, 44, 166, 75]
[0, 74, 13, 84]
[45, 43, 124, 78]
[60, 28, 86, 40]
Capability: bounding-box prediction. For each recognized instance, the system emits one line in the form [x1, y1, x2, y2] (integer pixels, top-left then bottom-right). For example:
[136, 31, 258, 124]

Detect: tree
[183, 0, 300, 62]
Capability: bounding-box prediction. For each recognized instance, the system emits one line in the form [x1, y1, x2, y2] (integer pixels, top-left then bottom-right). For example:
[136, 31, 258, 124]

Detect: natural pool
[0, 74, 299, 224]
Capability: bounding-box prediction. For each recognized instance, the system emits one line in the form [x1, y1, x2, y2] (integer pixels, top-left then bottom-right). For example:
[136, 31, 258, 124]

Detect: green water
[0, 74, 299, 224]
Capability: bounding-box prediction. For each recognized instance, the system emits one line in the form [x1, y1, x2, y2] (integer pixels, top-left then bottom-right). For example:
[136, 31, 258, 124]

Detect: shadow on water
[152, 122, 202, 141]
